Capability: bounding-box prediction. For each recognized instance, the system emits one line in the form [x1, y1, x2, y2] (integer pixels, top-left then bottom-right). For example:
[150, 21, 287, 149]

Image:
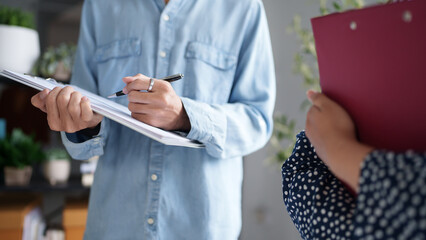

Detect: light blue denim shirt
[61, 0, 275, 239]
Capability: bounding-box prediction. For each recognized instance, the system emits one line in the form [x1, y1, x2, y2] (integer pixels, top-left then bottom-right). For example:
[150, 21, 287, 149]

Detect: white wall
[240, 1, 319, 239]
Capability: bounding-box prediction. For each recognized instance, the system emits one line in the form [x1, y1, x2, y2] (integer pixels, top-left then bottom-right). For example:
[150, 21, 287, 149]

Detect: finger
[80, 96, 94, 122]
[306, 90, 320, 103]
[122, 73, 151, 93]
[57, 86, 76, 132]
[305, 107, 317, 142]
[122, 73, 150, 84]
[127, 90, 152, 104]
[131, 112, 159, 127]
[129, 90, 170, 108]
[122, 76, 136, 85]
[306, 90, 329, 109]
[131, 112, 147, 122]
[68, 91, 82, 122]
[128, 102, 161, 114]
[31, 89, 50, 113]
[45, 87, 63, 130]
[306, 105, 319, 124]
[124, 78, 151, 94]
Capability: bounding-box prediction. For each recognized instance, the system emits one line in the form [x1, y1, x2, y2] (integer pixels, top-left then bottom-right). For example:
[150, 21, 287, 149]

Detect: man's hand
[123, 73, 191, 132]
[305, 90, 373, 192]
[31, 86, 103, 133]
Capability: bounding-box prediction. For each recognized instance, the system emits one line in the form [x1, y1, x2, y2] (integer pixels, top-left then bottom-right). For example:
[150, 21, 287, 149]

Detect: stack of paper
[22, 207, 45, 240]
[0, 70, 204, 148]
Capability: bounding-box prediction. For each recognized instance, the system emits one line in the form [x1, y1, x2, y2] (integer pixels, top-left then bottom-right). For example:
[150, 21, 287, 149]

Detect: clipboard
[0, 70, 204, 148]
[311, 0, 426, 151]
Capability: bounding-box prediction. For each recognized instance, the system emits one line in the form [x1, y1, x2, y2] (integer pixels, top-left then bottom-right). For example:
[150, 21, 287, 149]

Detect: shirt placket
[145, 141, 164, 238]
[145, 2, 178, 239]
[155, 9, 174, 78]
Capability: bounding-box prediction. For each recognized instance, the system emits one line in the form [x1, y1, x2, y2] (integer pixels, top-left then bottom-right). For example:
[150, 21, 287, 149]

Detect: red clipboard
[311, 0, 426, 152]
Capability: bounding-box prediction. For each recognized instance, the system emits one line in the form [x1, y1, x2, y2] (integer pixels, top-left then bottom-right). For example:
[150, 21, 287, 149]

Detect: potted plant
[33, 43, 77, 82]
[0, 128, 45, 186]
[42, 148, 71, 186]
[0, 5, 40, 73]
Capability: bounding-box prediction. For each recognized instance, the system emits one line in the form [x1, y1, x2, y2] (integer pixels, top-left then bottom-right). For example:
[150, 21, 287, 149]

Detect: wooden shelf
[0, 176, 90, 194]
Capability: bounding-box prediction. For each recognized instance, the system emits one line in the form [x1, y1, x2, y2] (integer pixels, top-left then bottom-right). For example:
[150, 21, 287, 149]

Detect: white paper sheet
[0, 70, 204, 148]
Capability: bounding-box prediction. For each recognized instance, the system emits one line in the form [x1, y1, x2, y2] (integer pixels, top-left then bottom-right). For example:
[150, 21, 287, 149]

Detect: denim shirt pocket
[183, 41, 237, 103]
[95, 38, 142, 63]
[94, 38, 141, 100]
[185, 42, 236, 70]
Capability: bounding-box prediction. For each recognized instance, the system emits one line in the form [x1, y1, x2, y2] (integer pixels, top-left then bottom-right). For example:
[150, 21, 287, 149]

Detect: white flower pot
[0, 24, 40, 73]
[4, 166, 33, 186]
[43, 159, 71, 186]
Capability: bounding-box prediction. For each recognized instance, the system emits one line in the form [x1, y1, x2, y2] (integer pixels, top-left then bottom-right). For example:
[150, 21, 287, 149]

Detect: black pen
[107, 73, 183, 98]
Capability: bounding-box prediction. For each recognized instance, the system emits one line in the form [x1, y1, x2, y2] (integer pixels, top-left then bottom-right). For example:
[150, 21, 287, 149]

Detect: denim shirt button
[147, 218, 155, 225]
[151, 174, 158, 181]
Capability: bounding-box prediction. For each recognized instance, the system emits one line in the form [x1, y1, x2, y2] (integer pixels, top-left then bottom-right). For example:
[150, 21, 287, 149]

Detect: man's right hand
[31, 86, 103, 133]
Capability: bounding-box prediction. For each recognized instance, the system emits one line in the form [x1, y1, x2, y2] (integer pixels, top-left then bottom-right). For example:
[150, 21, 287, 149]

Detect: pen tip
[107, 94, 115, 98]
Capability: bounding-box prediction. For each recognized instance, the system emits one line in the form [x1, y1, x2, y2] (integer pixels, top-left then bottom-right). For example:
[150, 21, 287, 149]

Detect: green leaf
[0, 5, 35, 29]
[333, 2, 342, 11]
[0, 128, 45, 168]
[34, 43, 77, 78]
[45, 148, 70, 161]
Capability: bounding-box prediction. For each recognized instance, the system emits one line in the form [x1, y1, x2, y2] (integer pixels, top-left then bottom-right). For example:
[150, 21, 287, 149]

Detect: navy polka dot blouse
[282, 131, 426, 239]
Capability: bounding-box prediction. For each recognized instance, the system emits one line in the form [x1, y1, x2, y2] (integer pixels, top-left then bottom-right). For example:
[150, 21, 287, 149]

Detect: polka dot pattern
[353, 149, 426, 239]
[282, 131, 356, 239]
[282, 131, 426, 240]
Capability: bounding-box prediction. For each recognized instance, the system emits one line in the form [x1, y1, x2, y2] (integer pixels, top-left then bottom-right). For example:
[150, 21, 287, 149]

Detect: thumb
[307, 90, 330, 109]
[307, 90, 320, 103]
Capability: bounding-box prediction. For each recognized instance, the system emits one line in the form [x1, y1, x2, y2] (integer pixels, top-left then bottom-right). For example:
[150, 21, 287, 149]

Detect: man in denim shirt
[31, 0, 276, 239]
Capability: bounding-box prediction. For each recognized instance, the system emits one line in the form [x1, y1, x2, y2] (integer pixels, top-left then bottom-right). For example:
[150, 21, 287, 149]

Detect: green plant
[0, 5, 35, 29]
[270, 0, 373, 164]
[45, 148, 71, 161]
[33, 43, 77, 80]
[0, 129, 45, 168]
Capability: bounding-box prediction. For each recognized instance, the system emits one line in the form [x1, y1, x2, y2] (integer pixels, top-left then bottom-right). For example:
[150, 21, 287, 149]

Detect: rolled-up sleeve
[61, 0, 108, 160]
[61, 119, 109, 160]
[182, 1, 276, 159]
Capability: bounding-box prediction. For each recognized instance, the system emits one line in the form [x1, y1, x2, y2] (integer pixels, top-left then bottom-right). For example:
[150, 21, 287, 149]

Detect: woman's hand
[123, 73, 191, 132]
[31, 86, 103, 133]
[305, 90, 373, 192]
[305, 90, 358, 164]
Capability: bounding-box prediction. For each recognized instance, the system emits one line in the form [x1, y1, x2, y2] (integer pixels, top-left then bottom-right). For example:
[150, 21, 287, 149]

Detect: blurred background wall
[241, 1, 317, 239]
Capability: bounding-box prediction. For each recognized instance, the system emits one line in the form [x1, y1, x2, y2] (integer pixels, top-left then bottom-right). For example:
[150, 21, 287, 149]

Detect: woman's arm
[282, 131, 356, 239]
[284, 90, 426, 239]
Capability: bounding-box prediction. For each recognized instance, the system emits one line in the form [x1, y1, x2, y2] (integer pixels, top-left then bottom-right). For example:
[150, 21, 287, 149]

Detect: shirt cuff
[181, 97, 226, 157]
[61, 119, 108, 160]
